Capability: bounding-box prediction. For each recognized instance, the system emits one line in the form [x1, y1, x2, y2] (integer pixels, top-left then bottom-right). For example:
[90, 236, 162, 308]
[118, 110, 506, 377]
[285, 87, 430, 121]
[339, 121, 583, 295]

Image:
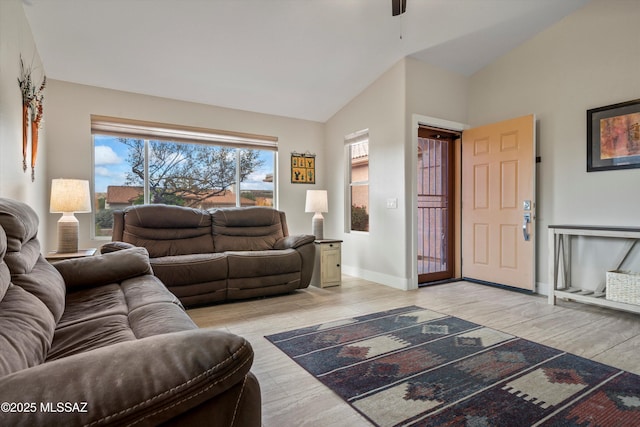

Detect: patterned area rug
[265, 306, 640, 427]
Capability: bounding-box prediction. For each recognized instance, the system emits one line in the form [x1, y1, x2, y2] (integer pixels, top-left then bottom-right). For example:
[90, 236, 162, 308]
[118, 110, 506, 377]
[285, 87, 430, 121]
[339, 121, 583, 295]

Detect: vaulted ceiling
[22, 0, 591, 122]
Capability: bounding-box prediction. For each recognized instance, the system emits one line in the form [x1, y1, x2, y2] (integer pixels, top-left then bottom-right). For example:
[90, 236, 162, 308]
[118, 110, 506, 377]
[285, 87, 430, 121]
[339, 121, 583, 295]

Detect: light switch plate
[386, 198, 398, 209]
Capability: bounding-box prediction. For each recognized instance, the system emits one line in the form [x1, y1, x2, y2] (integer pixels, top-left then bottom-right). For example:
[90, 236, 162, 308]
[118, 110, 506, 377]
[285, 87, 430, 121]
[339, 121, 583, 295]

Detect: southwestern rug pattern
[265, 306, 640, 427]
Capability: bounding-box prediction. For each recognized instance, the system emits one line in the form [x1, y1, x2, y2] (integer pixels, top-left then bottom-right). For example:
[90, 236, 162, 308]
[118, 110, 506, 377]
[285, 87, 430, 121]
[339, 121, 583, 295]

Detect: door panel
[462, 114, 535, 291]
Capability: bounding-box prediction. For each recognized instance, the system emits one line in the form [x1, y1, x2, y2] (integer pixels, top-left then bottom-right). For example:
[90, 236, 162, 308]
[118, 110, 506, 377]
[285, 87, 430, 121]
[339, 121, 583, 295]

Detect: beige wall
[325, 60, 407, 287]
[405, 57, 469, 126]
[44, 80, 325, 251]
[325, 58, 469, 289]
[0, 0, 49, 248]
[405, 58, 469, 287]
[468, 0, 640, 292]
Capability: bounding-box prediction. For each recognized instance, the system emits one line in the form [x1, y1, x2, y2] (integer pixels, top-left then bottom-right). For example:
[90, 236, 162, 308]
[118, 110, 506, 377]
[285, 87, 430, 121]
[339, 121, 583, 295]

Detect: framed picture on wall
[587, 98, 640, 172]
[291, 152, 316, 183]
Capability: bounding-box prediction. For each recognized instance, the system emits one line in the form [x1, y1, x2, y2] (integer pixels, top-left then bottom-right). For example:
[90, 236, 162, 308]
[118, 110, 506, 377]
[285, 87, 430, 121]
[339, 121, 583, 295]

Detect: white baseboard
[341, 265, 410, 291]
[536, 280, 550, 296]
[341, 265, 552, 296]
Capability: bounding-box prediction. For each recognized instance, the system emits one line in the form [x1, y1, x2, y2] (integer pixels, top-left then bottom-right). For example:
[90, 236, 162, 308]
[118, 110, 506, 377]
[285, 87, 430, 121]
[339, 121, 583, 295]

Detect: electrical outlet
[386, 198, 398, 209]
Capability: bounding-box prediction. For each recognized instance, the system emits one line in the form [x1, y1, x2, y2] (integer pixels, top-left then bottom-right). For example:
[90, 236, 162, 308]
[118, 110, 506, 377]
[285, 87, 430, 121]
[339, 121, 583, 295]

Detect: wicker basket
[606, 270, 640, 305]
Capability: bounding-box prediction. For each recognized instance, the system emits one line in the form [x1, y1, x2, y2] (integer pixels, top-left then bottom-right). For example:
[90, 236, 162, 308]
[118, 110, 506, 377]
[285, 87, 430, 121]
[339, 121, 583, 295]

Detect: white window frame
[344, 129, 369, 233]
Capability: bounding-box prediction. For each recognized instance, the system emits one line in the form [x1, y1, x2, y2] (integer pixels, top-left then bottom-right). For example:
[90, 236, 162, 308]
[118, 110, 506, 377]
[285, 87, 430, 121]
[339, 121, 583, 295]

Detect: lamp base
[57, 213, 79, 253]
[312, 212, 324, 240]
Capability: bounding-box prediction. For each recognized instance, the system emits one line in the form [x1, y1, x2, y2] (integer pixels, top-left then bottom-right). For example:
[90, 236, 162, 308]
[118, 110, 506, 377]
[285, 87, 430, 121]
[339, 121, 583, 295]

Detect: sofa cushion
[47, 314, 136, 361]
[0, 284, 56, 376]
[128, 301, 199, 338]
[0, 197, 39, 255]
[0, 198, 44, 285]
[121, 204, 214, 257]
[210, 207, 286, 252]
[11, 261, 66, 323]
[0, 200, 64, 376]
[226, 249, 300, 278]
[49, 274, 197, 361]
[151, 253, 228, 286]
[56, 283, 128, 330]
[120, 274, 184, 310]
[0, 198, 66, 323]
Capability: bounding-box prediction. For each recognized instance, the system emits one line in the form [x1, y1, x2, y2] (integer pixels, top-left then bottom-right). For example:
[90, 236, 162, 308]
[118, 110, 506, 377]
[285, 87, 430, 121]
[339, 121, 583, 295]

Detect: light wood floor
[187, 277, 640, 427]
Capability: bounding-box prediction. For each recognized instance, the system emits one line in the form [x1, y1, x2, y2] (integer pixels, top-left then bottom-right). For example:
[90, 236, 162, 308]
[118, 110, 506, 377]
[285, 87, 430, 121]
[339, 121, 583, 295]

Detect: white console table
[548, 225, 640, 314]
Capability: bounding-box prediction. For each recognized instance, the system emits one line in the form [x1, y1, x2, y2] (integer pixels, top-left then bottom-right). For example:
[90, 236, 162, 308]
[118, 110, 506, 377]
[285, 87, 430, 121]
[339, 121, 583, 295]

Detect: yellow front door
[461, 114, 536, 291]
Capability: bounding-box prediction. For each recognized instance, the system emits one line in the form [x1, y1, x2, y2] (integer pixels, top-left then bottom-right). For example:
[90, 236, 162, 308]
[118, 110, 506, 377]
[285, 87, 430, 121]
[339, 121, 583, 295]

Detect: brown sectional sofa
[105, 204, 316, 307]
[0, 198, 260, 426]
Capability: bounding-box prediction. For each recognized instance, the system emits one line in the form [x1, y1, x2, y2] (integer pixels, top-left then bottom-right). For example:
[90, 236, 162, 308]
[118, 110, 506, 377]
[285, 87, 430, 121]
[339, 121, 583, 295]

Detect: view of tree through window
[94, 135, 275, 237]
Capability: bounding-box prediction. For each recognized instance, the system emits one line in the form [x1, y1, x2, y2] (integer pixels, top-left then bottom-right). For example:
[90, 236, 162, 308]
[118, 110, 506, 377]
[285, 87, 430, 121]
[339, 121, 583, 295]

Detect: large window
[346, 130, 369, 232]
[92, 116, 277, 238]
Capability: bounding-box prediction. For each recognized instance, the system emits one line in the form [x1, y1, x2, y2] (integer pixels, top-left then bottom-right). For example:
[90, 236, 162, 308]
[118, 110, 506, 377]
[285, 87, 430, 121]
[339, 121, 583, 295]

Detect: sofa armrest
[274, 234, 315, 250]
[99, 240, 136, 254]
[53, 247, 153, 290]
[0, 329, 258, 426]
[275, 235, 316, 288]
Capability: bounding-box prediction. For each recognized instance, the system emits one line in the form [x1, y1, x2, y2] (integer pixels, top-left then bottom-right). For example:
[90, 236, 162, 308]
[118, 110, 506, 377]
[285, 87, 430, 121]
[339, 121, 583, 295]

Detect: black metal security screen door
[418, 128, 455, 283]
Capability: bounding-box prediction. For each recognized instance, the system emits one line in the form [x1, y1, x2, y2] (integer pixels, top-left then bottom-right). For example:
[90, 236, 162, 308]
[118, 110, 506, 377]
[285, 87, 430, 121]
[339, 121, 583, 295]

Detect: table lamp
[305, 190, 328, 240]
[50, 179, 92, 253]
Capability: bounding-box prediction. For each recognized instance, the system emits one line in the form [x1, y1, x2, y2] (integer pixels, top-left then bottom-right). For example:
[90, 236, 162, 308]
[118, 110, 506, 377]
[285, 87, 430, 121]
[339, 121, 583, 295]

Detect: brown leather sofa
[0, 198, 261, 426]
[105, 205, 316, 307]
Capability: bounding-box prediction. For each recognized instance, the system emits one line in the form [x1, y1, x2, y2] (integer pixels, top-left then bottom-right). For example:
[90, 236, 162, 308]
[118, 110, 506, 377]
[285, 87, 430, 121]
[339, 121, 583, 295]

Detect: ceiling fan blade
[392, 0, 407, 16]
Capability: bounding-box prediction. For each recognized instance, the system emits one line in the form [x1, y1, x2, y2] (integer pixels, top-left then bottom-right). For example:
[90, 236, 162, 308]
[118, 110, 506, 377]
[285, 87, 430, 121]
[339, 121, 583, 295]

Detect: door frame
[410, 114, 468, 290]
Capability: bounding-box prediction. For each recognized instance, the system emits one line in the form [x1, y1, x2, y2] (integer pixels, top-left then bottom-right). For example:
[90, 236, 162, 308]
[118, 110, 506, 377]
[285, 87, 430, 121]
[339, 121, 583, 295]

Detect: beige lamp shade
[50, 179, 91, 253]
[50, 179, 92, 213]
[305, 190, 328, 213]
[305, 190, 328, 240]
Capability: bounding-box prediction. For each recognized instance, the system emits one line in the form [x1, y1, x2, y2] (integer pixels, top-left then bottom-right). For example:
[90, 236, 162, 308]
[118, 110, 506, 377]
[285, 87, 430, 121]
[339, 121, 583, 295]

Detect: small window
[346, 130, 369, 232]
